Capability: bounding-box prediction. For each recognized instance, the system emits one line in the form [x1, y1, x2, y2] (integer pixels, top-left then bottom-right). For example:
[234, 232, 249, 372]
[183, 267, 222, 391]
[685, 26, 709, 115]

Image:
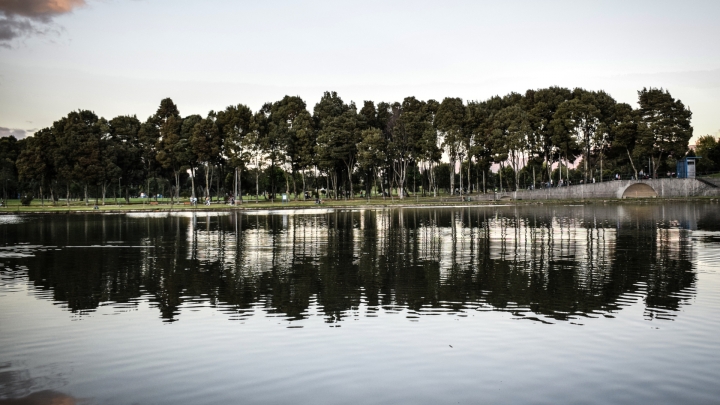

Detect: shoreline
[1, 195, 718, 215]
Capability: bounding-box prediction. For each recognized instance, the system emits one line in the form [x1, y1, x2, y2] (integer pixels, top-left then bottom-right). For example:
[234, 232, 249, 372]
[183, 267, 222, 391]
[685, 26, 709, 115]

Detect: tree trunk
[499, 165, 503, 192]
[449, 158, 455, 195]
[190, 168, 196, 198]
[285, 170, 290, 197]
[84, 183, 88, 206]
[66, 183, 70, 207]
[204, 163, 210, 199]
[585, 146, 589, 184]
[347, 163, 353, 200]
[398, 163, 405, 200]
[301, 171, 306, 200]
[238, 167, 242, 204]
[468, 160, 471, 195]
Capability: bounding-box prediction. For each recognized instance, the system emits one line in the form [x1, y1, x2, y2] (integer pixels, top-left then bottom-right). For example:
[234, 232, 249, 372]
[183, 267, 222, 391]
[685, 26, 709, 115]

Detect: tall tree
[435, 97, 466, 195]
[155, 114, 184, 200]
[180, 115, 202, 198]
[314, 92, 361, 199]
[636, 88, 693, 178]
[246, 111, 269, 202]
[554, 91, 602, 183]
[611, 103, 641, 179]
[357, 128, 387, 197]
[493, 105, 531, 191]
[527, 87, 572, 182]
[190, 113, 222, 199]
[217, 104, 254, 203]
[16, 130, 52, 204]
[695, 135, 720, 173]
[267, 96, 313, 198]
[108, 115, 143, 202]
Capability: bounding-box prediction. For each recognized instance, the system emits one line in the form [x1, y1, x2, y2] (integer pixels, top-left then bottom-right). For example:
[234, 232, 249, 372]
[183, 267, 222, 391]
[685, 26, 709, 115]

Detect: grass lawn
[0, 194, 482, 213]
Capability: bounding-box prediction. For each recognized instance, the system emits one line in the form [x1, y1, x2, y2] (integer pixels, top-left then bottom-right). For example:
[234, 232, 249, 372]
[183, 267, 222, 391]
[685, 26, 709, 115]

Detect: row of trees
[0, 87, 700, 205]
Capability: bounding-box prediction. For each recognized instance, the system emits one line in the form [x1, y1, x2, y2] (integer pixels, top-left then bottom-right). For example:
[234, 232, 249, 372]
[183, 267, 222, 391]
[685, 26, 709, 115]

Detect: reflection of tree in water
[11, 204, 705, 323]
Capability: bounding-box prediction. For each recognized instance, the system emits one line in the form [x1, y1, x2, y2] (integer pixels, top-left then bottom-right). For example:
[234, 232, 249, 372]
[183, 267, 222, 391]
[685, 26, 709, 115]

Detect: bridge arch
[621, 183, 657, 199]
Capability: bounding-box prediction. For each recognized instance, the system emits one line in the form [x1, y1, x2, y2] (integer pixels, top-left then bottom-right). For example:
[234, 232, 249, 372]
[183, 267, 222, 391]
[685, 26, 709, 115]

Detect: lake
[1, 203, 720, 404]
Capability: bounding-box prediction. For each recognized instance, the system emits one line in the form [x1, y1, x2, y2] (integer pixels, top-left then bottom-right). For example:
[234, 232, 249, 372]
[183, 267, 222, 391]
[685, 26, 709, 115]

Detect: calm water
[1, 204, 720, 405]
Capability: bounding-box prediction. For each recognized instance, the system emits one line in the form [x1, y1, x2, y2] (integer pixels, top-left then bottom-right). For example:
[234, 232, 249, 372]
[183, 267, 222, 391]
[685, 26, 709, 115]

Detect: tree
[527, 87, 572, 182]
[386, 97, 434, 199]
[314, 92, 361, 199]
[611, 103, 641, 179]
[554, 91, 602, 183]
[109, 115, 143, 203]
[155, 114, 184, 201]
[217, 104, 254, 203]
[636, 88, 693, 178]
[435, 97, 466, 195]
[267, 96, 313, 199]
[96, 118, 123, 205]
[695, 135, 720, 173]
[246, 111, 269, 202]
[294, 109, 316, 199]
[190, 113, 222, 199]
[417, 99, 441, 196]
[49, 110, 104, 205]
[15, 133, 48, 203]
[357, 128, 387, 197]
[493, 105, 531, 191]
[180, 115, 202, 198]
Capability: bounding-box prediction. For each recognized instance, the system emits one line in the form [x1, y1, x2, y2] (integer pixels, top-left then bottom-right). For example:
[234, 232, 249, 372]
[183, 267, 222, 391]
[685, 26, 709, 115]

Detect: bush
[21, 195, 34, 206]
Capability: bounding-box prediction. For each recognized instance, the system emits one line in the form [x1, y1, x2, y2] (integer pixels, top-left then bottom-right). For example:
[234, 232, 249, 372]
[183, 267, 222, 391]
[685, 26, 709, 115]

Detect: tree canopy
[3, 86, 703, 204]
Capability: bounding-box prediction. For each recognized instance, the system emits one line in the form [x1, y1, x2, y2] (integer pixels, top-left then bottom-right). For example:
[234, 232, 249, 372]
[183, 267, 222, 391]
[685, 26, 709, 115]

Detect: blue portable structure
[676, 156, 700, 178]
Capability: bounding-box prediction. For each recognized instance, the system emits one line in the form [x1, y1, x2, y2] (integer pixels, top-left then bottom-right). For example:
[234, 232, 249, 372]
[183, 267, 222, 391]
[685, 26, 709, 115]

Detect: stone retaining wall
[477, 178, 720, 201]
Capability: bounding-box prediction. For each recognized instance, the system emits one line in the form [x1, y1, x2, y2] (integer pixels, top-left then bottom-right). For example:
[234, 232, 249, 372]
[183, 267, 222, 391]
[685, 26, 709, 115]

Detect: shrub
[21, 195, 34, 206]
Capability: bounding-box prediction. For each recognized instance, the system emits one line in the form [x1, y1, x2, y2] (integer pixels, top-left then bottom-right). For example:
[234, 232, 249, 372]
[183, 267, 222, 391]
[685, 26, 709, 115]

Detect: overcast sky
[1, 0, 719, 140]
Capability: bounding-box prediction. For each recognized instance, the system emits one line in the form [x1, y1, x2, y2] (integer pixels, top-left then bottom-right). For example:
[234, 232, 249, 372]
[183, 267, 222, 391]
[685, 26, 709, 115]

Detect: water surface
[1, 203, 720, 404]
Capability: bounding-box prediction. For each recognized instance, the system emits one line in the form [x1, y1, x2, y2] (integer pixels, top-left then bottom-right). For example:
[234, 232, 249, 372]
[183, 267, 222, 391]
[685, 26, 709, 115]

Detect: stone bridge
[482, 178, 720, 201]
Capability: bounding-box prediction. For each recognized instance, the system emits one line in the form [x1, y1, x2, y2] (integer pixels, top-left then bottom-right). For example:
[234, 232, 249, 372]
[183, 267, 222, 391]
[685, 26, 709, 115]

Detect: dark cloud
[0, 0, 86, 20]
[0, 127, 28, 138]
[0, 0, 85, 45]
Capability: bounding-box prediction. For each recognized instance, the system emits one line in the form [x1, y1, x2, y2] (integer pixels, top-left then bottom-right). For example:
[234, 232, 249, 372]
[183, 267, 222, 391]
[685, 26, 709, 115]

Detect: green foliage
[7, 87, 697, 201]
[636, 88, 693, 177]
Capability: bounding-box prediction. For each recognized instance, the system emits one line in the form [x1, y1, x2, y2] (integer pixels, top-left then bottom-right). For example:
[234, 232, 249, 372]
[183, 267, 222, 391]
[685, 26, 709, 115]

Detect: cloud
[0, 126, 27, 138]
[0, 0, 85, 46]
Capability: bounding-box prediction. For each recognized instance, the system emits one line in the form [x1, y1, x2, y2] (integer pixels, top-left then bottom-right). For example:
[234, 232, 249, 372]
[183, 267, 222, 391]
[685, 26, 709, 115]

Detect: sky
[1, 0, 719, 140]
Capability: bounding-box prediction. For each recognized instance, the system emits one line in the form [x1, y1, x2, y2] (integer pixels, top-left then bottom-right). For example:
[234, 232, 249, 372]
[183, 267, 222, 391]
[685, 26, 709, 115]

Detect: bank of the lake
[1, 195, 720, 215]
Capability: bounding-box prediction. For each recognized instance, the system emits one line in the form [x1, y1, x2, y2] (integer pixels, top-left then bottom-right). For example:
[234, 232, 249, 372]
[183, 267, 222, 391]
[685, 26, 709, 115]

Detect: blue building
[676, 156, 700, 178]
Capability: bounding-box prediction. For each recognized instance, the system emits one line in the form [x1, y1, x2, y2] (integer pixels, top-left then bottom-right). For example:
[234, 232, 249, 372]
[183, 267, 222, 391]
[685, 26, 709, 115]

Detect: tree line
[0, 86, 706, 205]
